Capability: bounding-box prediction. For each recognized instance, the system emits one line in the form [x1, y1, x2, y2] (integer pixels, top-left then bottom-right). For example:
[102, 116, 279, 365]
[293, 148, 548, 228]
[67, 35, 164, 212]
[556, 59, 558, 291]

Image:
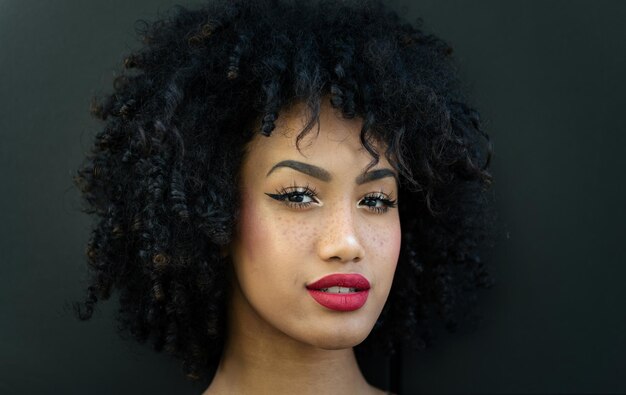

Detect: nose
[316, 204, 365, 263]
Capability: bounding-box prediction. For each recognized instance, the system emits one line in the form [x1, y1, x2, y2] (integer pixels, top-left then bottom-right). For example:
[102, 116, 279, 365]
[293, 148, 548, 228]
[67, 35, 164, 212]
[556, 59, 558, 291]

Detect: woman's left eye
[359, 193, 397, 214]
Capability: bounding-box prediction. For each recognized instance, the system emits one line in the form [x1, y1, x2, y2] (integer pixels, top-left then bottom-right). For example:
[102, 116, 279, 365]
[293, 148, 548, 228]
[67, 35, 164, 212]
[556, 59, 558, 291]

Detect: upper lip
[306, 273, 371, 290]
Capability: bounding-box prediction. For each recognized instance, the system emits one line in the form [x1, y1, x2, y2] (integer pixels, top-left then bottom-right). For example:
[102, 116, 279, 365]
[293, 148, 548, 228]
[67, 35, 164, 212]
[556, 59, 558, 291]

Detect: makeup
[306, 273, 371, 312]
[229, 99, 401, 353]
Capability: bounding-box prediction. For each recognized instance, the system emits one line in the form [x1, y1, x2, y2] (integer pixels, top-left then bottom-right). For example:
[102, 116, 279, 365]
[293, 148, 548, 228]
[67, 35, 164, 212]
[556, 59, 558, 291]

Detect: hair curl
[73, 0, 494, 381]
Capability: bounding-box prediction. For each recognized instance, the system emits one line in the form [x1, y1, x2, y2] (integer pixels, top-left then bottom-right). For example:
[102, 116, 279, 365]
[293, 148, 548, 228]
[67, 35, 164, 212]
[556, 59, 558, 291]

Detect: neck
[204, 283, 379, 395]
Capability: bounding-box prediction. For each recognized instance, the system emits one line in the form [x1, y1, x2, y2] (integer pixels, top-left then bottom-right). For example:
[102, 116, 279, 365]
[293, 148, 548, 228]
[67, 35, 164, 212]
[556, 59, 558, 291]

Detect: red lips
[306, 273, 371, 290]
[306, 273, 370, 312]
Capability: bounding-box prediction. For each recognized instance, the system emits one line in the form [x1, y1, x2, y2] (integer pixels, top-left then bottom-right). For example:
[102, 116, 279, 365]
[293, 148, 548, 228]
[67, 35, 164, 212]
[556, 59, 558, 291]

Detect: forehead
[243, 100, 391, 172]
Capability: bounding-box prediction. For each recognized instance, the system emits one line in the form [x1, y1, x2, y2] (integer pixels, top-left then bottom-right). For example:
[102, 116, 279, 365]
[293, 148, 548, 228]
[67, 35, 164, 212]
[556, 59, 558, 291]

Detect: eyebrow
[266, 160, 397, 185]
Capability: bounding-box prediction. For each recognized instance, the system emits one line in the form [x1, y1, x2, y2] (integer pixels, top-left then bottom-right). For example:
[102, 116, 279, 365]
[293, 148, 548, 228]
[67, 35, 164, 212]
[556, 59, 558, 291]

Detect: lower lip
[307, 289, 369, 311]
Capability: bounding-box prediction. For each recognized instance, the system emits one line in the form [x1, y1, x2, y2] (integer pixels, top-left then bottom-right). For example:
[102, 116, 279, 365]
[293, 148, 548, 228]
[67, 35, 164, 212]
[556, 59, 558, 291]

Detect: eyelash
[265, 185, 397, 214]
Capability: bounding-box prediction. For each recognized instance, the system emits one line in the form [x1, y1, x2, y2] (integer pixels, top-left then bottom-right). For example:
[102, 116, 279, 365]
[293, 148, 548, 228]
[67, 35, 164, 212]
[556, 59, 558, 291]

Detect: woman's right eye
[265, 186, 319, 209]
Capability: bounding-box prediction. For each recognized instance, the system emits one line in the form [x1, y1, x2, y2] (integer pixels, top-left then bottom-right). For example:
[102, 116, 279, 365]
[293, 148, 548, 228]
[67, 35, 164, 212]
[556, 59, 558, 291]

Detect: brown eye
[265, 186, 319, 209]
[285, 193, 313, 203]
[358, 193, 397, 214]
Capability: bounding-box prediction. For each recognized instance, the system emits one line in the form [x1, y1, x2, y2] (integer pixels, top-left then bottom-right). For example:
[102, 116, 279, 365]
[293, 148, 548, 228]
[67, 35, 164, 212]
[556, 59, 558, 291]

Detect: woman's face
[228, 100, 401, 350]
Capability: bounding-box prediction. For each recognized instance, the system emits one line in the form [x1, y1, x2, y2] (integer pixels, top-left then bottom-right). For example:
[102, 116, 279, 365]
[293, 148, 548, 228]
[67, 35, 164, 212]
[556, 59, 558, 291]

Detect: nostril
[317, 229, 365, 263]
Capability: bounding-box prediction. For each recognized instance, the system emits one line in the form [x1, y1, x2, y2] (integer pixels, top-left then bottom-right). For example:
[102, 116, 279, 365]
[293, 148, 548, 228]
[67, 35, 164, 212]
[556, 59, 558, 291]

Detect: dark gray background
[1, 0, 624, 394]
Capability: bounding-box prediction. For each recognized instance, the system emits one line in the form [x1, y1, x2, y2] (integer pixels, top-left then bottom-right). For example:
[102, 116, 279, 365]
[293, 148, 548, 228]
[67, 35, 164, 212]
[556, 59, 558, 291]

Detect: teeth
[319, 286, 357, 293]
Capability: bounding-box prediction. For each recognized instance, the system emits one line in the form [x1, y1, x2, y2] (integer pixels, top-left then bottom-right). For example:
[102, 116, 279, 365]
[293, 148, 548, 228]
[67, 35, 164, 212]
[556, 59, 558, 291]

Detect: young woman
[73, 0, 493, 393]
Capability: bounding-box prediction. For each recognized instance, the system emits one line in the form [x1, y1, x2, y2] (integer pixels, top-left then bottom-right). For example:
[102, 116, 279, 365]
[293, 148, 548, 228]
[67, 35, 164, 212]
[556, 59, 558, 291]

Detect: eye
[359, 192, 397, 214]
[265, 185, 320, 209]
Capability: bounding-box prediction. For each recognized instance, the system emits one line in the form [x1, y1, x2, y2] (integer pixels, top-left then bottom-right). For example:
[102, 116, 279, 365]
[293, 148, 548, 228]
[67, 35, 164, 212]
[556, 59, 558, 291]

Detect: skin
[204, 100, 401, 395]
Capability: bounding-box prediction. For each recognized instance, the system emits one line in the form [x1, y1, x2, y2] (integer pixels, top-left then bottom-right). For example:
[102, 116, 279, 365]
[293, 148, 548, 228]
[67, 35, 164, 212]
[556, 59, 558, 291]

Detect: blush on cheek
[365, 219, 402, 264]
[391, 224, 402, 257]
[236, 193, 267, 266]
[280, 217, 312, 247]
[379, 221, 402, 270]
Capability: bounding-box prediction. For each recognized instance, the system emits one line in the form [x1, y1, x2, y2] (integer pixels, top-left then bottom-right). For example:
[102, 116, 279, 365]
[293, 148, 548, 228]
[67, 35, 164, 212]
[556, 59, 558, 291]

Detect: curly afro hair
[73, 0, 494, 381]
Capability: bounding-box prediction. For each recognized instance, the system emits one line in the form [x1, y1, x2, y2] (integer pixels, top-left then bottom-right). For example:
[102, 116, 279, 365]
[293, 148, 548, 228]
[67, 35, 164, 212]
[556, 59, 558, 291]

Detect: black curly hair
[73, 0, 494, 381]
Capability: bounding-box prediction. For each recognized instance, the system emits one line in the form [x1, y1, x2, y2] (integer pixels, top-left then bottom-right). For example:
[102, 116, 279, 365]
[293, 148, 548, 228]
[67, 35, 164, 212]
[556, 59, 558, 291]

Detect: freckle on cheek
[282, 218, 308, 241]
[277, 217, 307, 258]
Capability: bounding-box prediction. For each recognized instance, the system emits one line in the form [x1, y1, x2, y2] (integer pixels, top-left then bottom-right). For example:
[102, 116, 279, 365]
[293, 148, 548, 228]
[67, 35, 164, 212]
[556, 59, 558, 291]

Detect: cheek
[374, 224, 401, 256]
[389, 220, 402, 262]
[236, 195, 262, 261]
[364, 215, 402, 280]
[235, 193, 315, 284]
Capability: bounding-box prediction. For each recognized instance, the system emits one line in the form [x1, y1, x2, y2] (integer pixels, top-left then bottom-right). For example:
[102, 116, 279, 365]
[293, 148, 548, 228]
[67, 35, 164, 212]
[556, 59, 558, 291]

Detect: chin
[305, 323, 373, 350]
